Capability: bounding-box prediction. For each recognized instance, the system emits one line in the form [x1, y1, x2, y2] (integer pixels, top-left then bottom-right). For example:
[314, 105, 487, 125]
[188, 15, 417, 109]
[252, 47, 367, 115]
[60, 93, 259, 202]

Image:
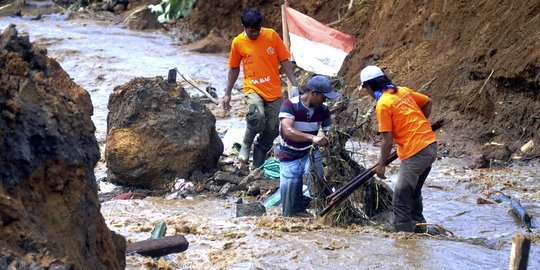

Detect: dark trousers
[393, 143, 437, 225]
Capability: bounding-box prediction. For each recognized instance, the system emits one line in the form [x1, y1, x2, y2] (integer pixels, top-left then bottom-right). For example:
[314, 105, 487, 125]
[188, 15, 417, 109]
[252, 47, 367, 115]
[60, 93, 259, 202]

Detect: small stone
[236, 202, 266, 217]
[520, 140, 534, 153]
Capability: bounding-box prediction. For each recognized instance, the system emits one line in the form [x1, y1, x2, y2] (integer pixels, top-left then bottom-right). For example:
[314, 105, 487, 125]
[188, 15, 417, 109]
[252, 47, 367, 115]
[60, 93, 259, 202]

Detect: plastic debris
[151, 221, 167, 239]
[262, 185, 309, 208]
[261, 157, 280, 179]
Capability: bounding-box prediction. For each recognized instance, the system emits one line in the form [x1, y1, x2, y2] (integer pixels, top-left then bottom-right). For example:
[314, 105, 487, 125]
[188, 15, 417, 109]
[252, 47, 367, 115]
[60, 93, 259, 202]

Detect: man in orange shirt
[222, 8, 298, 168]
[359, 65, 438, 232]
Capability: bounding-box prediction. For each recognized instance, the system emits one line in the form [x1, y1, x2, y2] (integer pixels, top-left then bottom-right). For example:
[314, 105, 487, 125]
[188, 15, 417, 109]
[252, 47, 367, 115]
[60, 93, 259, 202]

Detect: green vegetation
[148, 0, 195, 23]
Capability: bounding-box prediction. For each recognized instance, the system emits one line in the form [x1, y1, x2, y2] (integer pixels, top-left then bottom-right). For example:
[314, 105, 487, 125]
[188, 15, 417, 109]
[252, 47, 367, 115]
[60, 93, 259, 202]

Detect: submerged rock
[236, 202, 266, 217]
[0, 25, 125, 269]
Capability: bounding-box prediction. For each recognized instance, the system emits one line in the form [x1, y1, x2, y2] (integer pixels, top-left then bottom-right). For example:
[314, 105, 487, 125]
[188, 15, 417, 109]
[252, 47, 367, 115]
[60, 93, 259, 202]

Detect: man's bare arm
[281, 118, 329, 146]
[222, 67, 240, 110]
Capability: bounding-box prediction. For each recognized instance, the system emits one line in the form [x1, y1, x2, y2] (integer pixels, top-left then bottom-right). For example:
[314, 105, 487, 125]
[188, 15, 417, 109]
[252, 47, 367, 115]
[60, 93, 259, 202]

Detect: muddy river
[1, 14, 539, 270]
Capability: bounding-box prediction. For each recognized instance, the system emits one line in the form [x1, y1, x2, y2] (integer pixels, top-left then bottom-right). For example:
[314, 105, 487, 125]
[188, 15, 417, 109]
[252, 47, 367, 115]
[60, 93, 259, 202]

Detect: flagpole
[281, 0, 293, 98]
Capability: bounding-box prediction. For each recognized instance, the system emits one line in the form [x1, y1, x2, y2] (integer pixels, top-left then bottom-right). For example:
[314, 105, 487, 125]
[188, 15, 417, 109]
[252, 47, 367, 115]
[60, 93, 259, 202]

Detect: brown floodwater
[1, 14, 539, 270]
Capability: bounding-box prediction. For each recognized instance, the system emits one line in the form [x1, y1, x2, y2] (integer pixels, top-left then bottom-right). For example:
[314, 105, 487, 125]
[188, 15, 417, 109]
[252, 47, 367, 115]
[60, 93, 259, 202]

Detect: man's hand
[222, 94, 231, 111]
[290, 86, 299, 98]
[375, 164, 386, 179]
[312, 135, 329, 146]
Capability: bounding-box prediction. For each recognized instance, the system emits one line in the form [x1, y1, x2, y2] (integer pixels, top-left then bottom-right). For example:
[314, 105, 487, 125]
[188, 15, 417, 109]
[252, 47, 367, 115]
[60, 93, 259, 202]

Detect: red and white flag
[284, 6, 354, 77]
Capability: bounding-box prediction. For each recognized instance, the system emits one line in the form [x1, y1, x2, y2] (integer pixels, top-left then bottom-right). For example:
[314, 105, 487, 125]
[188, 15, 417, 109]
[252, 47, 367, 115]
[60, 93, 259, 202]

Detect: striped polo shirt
[278, 96, 332, 151]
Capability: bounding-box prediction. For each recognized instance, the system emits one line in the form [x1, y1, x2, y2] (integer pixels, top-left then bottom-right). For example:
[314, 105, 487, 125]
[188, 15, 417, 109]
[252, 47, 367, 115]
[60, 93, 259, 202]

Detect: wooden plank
[126, 235, 189, 257]
[509, 233, 531, 270]
[281, 2, 293, 98]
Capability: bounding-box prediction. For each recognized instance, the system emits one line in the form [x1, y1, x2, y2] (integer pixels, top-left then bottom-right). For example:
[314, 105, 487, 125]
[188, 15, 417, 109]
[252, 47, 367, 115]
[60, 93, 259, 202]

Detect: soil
[53, 0, 540, 160]
[172, 0, 540, 162]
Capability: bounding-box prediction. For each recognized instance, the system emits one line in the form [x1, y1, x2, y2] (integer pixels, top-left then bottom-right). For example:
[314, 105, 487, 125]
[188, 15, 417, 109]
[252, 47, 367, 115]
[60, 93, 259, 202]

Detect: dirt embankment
[43, 0, 540, 160]
[177, 0, 540, 160]
[0, 24, 125, 269]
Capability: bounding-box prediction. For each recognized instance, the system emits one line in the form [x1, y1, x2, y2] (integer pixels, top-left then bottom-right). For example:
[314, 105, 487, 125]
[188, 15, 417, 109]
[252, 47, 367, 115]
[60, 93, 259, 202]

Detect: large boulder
[0, 25, 125, 270]
[106, 76, 223, 189]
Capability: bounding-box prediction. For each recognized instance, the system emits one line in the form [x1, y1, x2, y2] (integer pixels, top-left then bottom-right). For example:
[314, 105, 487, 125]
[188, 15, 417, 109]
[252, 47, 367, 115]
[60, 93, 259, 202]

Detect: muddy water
[2, 15, 539, 270]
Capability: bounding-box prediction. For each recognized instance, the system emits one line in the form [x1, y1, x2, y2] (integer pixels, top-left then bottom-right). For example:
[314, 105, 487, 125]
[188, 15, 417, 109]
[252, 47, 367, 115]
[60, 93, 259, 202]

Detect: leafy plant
[148, 0, 195, 23]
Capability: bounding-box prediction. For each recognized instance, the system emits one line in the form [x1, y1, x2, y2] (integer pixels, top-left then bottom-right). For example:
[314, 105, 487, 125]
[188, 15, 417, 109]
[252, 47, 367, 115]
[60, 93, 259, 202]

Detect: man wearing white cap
[359, 65, 438, 232]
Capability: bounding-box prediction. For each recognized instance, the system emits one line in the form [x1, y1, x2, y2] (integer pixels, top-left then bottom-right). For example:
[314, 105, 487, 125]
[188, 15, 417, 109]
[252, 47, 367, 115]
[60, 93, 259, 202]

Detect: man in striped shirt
[276, 75, 339, 217]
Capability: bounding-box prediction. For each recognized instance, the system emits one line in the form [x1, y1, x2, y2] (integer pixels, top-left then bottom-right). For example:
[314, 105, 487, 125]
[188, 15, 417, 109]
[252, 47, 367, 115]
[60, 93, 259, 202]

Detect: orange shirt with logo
[376, 86, 437, 160]
[228, 27, 291, 102]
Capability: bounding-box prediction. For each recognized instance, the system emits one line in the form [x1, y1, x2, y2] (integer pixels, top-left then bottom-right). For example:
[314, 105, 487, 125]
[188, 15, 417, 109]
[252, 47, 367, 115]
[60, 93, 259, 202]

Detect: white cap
[360, 65, 384, 87]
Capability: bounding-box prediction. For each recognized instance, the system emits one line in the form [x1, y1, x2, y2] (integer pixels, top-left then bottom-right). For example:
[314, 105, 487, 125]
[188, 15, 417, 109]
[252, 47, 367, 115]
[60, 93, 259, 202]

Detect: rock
[236, 202, 266, 217]
[214, 171, 242, 185]
[208, 185, 221, 193]
[106, 77, 223, 189]
[185, 28, 230, 54]
[219, 182, 237, 195]
[0, 25, 125, 269]
[123, 6, 162, 30]
[247, 179, 279, 196]
[102, 0, 128, 12]
[481, 144, 512, 163]
[520, 140, 534, 153]
[463, 154, 488, 169]
[246, 185, 260, 196]
[238, 168, 264, 190]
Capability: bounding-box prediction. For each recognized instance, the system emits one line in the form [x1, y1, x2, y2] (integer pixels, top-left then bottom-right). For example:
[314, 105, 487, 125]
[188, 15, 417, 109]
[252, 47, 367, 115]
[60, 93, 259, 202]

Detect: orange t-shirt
[376, 86, 437, 160]
[228, 27, 291, 102]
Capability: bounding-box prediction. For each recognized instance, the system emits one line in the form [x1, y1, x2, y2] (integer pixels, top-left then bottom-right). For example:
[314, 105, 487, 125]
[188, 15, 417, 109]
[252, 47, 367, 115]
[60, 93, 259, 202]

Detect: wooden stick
[176, 69, 219, 104]
[464, 69, 494, 110]
[126, 235, 189, 257]
[478, 69, 494, 95]
[327, 19, 344, 27]
[281, 2, 293, 98]
[348, 0, 354, 10]
[418, 77, 437, 93]
[509, 233, 531, 270]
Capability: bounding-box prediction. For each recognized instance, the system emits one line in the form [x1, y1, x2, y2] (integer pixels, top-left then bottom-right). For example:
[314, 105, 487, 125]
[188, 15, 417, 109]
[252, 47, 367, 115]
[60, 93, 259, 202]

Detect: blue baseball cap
[306, 75, 340, 99]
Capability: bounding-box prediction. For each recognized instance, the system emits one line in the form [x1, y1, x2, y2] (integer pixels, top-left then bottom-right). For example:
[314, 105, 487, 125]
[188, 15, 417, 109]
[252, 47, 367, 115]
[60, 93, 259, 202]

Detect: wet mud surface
[1, 15, 539, 270]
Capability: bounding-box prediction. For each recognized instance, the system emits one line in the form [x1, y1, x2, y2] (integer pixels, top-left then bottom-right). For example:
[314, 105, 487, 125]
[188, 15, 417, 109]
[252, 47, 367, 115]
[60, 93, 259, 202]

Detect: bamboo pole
[175, 69, 219, 105]
[509, 233, 530, 270]
[281, 1, 293, 98]
[320, 120, 445, 218]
